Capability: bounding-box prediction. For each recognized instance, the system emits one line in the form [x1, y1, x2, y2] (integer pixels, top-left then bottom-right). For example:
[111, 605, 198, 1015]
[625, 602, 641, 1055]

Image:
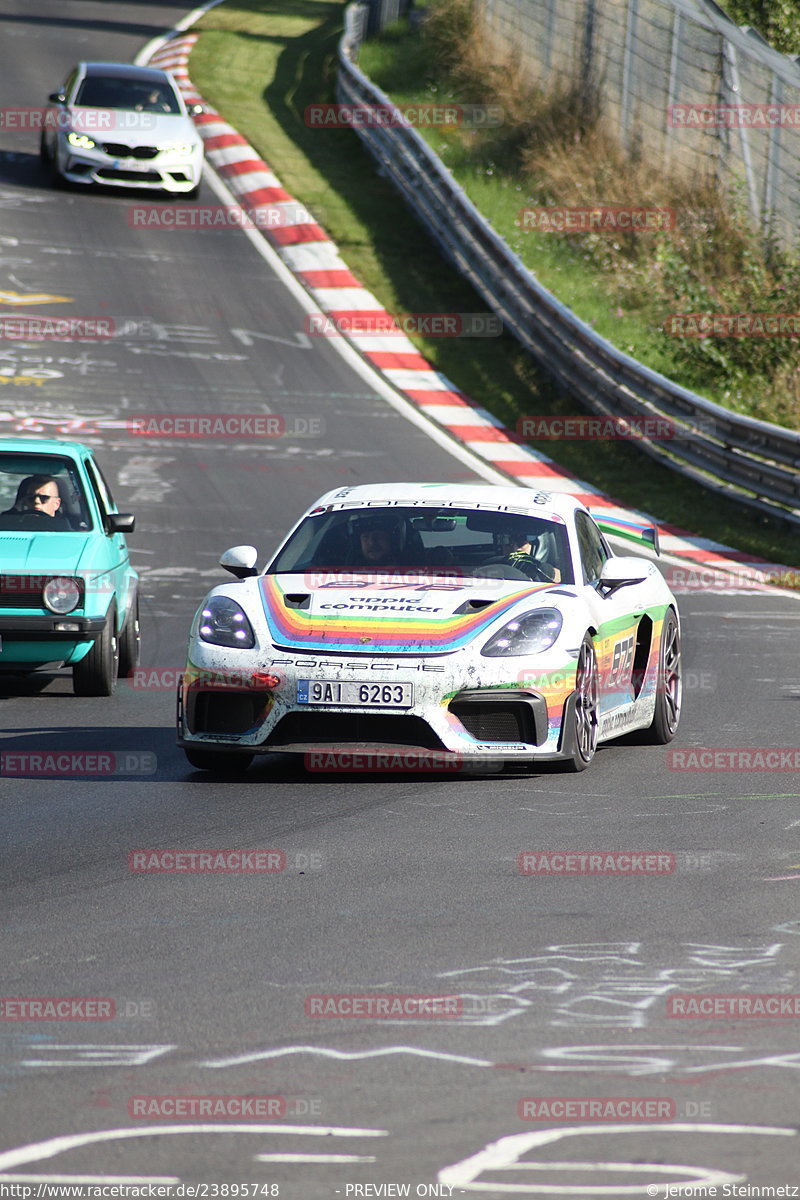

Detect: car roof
[80, 62, 172, 84]
[308, 482, 588, 518]
[0, 437, 92, 458]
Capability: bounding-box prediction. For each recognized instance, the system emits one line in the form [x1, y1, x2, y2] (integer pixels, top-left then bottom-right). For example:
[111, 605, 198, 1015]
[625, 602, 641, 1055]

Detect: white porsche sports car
[177, 484, 682, 774]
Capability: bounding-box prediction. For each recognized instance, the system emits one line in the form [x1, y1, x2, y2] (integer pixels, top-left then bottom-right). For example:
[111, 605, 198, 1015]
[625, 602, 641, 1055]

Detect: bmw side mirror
[189, 103, 205, 115]
[220, 545, 258, 579]
[107, 513, 135, 534]
[49, 92, 67, 104]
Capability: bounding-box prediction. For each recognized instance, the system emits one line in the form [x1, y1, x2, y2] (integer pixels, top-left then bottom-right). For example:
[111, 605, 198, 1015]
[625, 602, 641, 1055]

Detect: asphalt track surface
[1, 3, 800, 1196]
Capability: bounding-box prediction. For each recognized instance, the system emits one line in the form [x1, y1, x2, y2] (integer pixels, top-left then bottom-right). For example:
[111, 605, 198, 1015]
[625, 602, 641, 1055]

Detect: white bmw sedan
[40, 62, 204, 195]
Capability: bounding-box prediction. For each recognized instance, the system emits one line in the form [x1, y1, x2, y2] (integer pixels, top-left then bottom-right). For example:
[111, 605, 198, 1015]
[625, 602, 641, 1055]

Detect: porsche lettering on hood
[260, 574, 554, 654]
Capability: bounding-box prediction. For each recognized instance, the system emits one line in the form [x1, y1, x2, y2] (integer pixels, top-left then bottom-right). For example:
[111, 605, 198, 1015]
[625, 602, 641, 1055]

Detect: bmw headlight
[198, 596, 255, 648]
[43, 577, 81, 614]
[481, 608, 563, 657]
[159, 142, 196, 155]
[67, 132, 96, 149]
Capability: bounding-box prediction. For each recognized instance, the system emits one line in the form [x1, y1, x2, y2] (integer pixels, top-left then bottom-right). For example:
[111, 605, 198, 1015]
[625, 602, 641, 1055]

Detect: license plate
[297, 679, 413, 708]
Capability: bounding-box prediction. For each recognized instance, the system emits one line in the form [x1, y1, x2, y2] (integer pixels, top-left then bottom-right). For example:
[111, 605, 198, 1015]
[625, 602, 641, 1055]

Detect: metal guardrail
[337, 6, 800, 528]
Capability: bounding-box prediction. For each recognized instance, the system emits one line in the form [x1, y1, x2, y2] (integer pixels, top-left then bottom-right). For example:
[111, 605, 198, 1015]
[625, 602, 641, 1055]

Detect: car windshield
[73, 77, 181, 113]
[0, 454, 93, 532]
[267, 505, 574, 584]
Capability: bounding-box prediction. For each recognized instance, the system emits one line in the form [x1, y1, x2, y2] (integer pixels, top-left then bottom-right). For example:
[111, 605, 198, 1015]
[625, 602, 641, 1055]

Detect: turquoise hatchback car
[0, 438, 139, 695]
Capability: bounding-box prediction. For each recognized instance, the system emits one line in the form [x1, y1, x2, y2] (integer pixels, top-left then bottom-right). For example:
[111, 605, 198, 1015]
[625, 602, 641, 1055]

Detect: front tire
[118, 591, 141, 677]
[73, 605, 119, 696]
[639, 609, 682, 743]
[183, 747, 254, 774]
[561, 635, 599, 772]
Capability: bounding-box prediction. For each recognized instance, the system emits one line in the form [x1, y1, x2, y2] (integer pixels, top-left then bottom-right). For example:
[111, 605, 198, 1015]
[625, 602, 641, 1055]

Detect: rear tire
[639, 609, 682, 743]
[561, 635, 599, 772]
[183, 747, 254, 774]
[73, 605, 119, 696]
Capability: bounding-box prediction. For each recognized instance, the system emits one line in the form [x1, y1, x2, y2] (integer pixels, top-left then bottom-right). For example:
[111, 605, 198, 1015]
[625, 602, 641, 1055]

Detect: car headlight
[198, 596, 255, 648]
[43, 577, 81, 614]
[67, 132, 96, 149]
[159, 142, 196, 155]
[481, 608, 563, 657]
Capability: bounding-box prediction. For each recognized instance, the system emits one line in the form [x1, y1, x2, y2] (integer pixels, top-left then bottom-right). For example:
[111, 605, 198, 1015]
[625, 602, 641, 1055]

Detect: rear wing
[590, 513, 660, 556]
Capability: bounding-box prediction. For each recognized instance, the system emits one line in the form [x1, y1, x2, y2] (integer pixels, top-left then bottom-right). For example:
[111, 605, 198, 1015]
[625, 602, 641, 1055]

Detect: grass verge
[188, 0, 799, 567]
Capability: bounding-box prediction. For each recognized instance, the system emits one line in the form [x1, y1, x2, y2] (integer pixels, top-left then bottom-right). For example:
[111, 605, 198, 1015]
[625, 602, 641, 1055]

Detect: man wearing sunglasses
[1, 474, 71, 528]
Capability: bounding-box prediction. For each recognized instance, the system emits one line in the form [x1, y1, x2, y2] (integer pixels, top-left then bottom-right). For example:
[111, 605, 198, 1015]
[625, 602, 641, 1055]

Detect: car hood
[258, 573, 560, 655]
[66, 108, 198, 144]
[0, 532, 95, 575]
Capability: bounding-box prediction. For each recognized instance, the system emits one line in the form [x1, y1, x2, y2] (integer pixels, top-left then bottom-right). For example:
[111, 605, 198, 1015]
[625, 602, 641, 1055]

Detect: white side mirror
[599, 556, 651, 594]
[220, 545, 258, 579]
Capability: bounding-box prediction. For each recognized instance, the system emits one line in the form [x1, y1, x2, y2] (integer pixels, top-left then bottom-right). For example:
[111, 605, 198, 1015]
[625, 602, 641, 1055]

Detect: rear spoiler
[591, 513, 660, 556]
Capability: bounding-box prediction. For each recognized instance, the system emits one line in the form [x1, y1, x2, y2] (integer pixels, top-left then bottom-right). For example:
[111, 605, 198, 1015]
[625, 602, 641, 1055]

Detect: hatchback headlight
[199, 597, 255, 648]
[43, 577, 81, 614]
[481, 609, 563, 657]
[67, 132, 96, 149]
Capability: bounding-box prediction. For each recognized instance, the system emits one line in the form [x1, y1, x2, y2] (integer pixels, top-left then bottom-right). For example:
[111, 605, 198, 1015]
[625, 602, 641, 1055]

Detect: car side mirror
[220, 545, 258, 579]
[598, 556, 650, 595]
[49, 92, 67, 104]
[189, 103, 205, 115]
[107, 513, 135, 534]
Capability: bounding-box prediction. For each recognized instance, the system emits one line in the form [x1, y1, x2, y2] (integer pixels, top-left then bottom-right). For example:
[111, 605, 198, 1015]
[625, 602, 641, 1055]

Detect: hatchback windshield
[0, 454, 92, 531]
[268, 506, 574, 584]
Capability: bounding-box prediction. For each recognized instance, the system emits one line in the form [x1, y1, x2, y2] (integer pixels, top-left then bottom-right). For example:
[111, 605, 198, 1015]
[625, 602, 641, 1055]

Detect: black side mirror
[108, 513, 135, 534]
[48, 92, 67, 104]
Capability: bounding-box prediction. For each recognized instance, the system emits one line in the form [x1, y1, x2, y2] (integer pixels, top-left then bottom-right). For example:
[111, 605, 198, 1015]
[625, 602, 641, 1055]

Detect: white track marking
[0, 1125, 388, 1176]
[438, 1124, 795, 1194]
[204, 1044, 493, 1068]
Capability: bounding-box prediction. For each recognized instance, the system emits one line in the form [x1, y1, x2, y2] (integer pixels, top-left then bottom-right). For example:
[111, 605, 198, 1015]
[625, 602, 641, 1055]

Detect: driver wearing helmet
[497, 524, 558, 582]
[350, 511, 414, 567]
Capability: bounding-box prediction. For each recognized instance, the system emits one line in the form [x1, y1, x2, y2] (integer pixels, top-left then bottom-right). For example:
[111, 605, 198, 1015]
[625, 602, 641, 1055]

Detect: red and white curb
[145, 31, 796, 595]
